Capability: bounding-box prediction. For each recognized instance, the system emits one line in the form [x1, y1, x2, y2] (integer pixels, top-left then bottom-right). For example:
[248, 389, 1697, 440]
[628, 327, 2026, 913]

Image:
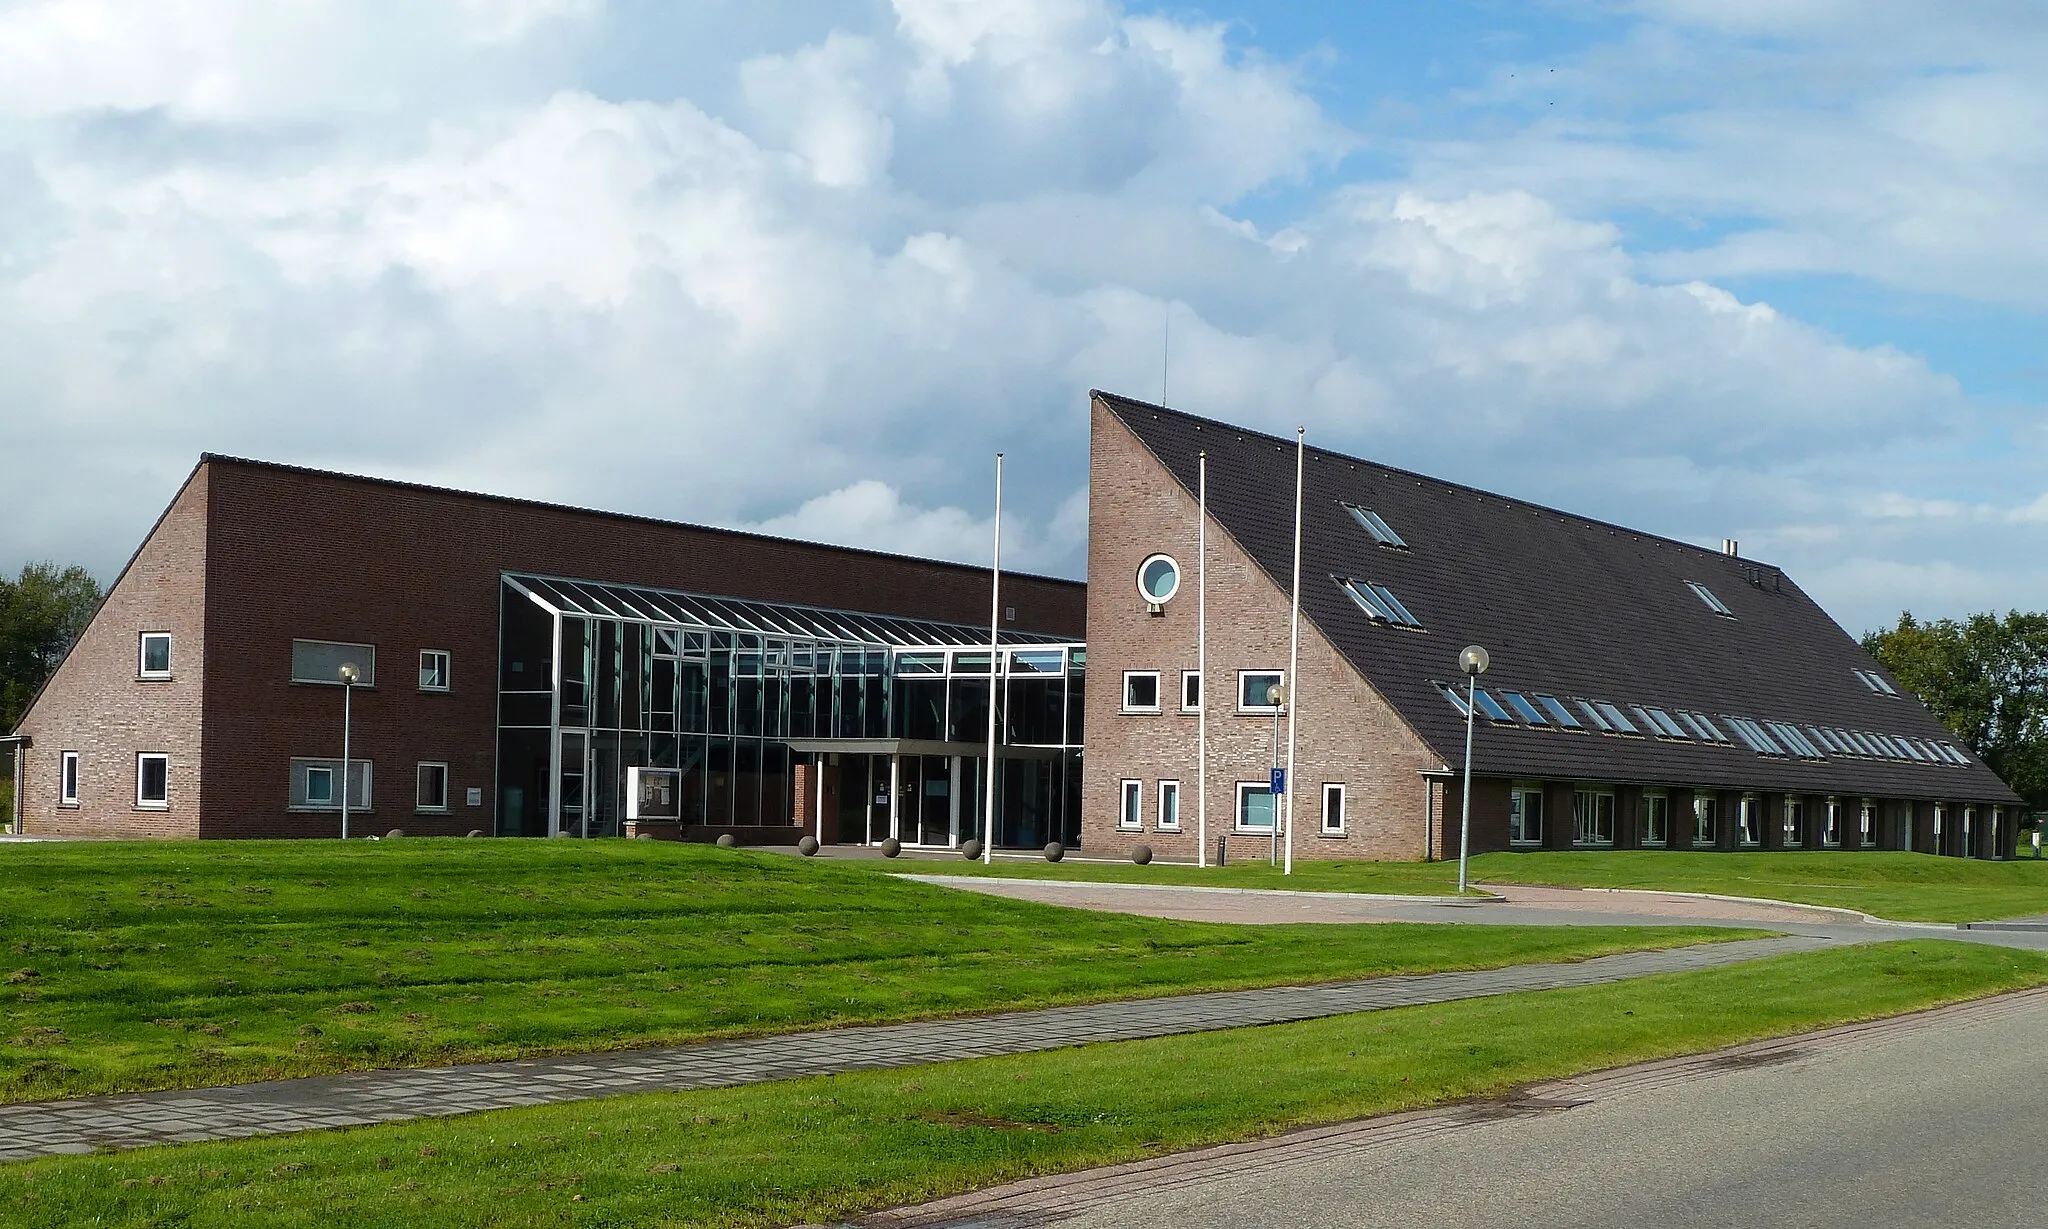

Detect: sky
[2, 0, 2045, 635]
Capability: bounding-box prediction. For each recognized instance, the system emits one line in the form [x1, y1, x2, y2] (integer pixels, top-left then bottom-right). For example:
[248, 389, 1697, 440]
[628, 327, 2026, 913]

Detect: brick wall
[15, 466, 209, 838]
[193, 459, 1086, 839]
[1081, 397, 1443, 862]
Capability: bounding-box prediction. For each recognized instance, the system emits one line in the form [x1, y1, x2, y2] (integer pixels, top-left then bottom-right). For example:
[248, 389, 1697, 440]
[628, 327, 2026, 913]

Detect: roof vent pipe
[1722, 539, 1739, 557]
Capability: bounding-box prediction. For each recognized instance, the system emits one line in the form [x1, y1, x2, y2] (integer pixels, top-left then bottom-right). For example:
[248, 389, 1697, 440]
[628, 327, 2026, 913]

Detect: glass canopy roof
[505, 573, 1074, 650]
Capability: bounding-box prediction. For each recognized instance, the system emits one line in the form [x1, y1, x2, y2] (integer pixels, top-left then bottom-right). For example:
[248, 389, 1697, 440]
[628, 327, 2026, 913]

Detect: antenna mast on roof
[1161, 302, 1170, 407]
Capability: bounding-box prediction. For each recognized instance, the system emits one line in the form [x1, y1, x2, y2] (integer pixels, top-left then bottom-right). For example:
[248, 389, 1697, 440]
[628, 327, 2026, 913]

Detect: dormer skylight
[1854, 669, 1899, 695]
[1686, 581, 1735, 617]
[1342, 503, 1408, 549]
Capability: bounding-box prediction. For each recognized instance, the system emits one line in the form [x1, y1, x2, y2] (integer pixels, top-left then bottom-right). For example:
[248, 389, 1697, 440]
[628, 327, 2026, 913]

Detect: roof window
[1535, 694, 1583, 729]
[1679, 711, 1729, 743]
[1342, 503, 1408, 549]
[1338, 577, 1423, 628]
[1766, 722, 1827, 759]
[1855, 669, 1899, 696]
[1501, 691, 1548, 725]
[1439, 682, 1515, 724]
[1576, 700, 1613, 732]
[1638, 706, 1689, 739]
[1726, 717, 1786, 756]
[1593, 702, 1641, 735]
[1686, 581, 1735, 618]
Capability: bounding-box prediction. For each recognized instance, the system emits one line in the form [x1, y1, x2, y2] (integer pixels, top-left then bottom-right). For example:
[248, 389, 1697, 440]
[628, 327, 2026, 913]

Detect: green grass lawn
[0, 839, 1733, 1105]
[883, 848, 2048, 923]
[887, 853, 1480, 895]
[1465, 849, 2048, 923]
[3, 941, 2039, 1229]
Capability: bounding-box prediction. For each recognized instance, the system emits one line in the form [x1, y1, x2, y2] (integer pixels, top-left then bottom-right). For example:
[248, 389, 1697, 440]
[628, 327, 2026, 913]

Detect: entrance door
[917, 755, 953, 846]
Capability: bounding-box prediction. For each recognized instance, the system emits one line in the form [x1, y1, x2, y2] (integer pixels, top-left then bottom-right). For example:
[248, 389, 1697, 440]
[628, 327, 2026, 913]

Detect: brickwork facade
[1082, 399, 1442, 862]
[15, 457, 1083, 840]
[17, 466, 209, 837]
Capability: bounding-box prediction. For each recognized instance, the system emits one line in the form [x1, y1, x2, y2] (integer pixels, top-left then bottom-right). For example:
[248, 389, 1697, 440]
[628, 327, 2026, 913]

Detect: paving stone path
[0, 934, 1827, 1162]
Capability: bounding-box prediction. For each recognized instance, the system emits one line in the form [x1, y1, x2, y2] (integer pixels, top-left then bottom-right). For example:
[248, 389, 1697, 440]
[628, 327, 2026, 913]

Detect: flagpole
[1284, 427, 1303, 876]
[983, 453, 1003, 865]
[1197, 451, 1209, 868]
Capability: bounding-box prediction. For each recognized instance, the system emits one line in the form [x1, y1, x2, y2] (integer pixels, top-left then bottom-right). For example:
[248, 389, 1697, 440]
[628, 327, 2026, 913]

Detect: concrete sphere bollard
[1043, 841, 1065, 863]
[465, 829, 486, 838]
[553, 829, 575, 837]
[881, 837, 902, 858]
[633, 831, 656, 840]
[384, 829, 404, 839]
[1131, 844, 1153, 865]
[715, 833, 739, 848]
[961, 838, 983, 860]
[797, 835, 821, 857]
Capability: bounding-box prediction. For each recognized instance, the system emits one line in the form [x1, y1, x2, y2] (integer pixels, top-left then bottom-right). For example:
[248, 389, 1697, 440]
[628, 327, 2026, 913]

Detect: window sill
[1156, 827, 1181, 834]
[137, 674, 174, 683]
[416, 807, 450, 815]
[1120, 709, 1162, 716]
[58, 802, 78, 810]
[1509, 840, 1542, 848]
[290, 680, 377, 690]
[1236, 708, 1282, 716]
[419, 687, 450, 695]
[287, 805, 374, 814]
[134, 803, 169, 812]
[1317, 830, 1346, 839]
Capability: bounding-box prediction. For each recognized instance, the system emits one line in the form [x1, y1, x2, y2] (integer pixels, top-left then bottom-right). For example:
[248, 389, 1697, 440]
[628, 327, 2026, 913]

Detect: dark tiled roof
[1098, 391, 2022, 805]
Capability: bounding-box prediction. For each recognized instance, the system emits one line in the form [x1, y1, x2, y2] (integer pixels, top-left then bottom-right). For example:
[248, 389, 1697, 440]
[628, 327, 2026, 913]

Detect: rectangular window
[1119, 779, 1142, 830]
[1641, 707, 1688, 739]
[58, 751, 79, 807]
[1594, 702, 1640, 735]
[419, 650, 451, 692]
[1855, 669, 1899, 696]
[1784, 797, 1805, 847]
[1157, 780, 1181, 831]
[138, 632, 173, 680]
[292, 640, 376, 687]
[1739, 795, 1762, 846]
[136, 754, 169, 809]
[1321, 783, 1345, 834]
[1239, 671, 1284, 712]
[289, 758, 373, 811]
[1341, 502, 1408, 548]
[1339, 578, 1424, 628]
[1180, 670, 1202, 712]
[1824, 798, 1842, 847]
[1573, 788, 1616, 845]
[1122, 671, 1161, 713]
[1576, 700, 1613, 732]
[417, 762, 449, 812]
[1473, 688, 1516, 723]
[1686, 581, 1735, 617]
[653, 626, 682, 658]
[1683, 712, 1729, 743]
[1860, 799, 1874, 843]
[1510, 784, 1544, 845]
[1236, 782, 1277, 832]
[1535, 695, 1583, 729]
[1643, 791, 1669, 846]
[1695, 796, 1718, 845]
[1501, 692, 1548, 725]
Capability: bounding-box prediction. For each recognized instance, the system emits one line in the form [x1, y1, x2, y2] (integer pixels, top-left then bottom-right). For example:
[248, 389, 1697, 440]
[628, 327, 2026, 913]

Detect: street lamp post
[338, 663, 360, 840]
[1456, 645, 1489, 894]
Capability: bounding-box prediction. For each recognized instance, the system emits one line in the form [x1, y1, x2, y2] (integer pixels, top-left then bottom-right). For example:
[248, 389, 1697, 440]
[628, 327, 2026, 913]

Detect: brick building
[2, 456, 1085, 844]
[1082, 391, 2025, 862]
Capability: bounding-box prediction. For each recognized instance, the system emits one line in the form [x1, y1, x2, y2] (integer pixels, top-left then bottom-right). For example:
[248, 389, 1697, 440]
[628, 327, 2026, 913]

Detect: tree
[1863, 611, 2048, 812]
[0, 561, 105, 732]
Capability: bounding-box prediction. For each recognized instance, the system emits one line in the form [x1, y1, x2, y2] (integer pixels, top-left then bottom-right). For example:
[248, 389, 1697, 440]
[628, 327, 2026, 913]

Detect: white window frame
[1237, 670, 1285, 714]
[1180, 670, 1202, 713]
[1739, 794, 1762, 846]
[1824, 797, 1843, 847]
[1642, 789, 1668, 847]
[290, 758, 372, 812]
[419, 649, 451, 693]
[304, 765, 335, 806]
[1695, 795, 1717, 845]
[1320, 782, 1345, 835]
[1116, 778, 1145, 830]
[1784, 797, 1804, 847]
[1235, 781, 1277, 833]
[1510, 783, 1544, 846]
[1573, 787, 1616, 847]
[138, 632, 173, 680]
[417, 762, 450, 813]
[1860, 798, 1875, 844]
[1157, 780, 1181, 831]
[1121, 670, 1162, 714]
[58, 751, 79, 807]
[136, 753, 169, 809]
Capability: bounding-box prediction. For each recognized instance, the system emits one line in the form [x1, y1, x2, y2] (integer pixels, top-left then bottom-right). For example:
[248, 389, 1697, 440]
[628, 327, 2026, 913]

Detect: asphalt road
[904, 988, 2048, 1229]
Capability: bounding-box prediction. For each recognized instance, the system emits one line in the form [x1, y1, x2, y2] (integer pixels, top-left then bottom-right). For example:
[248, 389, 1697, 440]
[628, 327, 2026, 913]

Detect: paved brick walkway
[0, 934, 1826, 1162]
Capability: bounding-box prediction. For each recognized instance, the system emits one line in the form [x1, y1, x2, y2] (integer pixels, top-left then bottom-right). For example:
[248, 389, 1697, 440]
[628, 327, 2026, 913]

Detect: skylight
[1342, 503, 1408, 549]
[1680, 711, 1730, 743]
[1535, 694, 1583, 729]
[1501, 691, 1548, 725]
[1439, 683, 1469, 718]
[1766, 722, 1827, 759]
[1686, 581, 1735, 617]
[1897, 738, 1928, 762]
[1855, 669, 1899, 696]
[1576, 700, 1613, 732]
[1726, 717, 1787, 756]
[1639, 706, 1689, 739]
[1594, 702, 1641, 734]
[1337, 578, 1424, 629]
[1809, 726, 1846, 754]
[1473, 689, 1515, 723]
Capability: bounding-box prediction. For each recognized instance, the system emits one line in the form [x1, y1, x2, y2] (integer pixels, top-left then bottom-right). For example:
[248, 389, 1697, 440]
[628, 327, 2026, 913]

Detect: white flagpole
[983, 453, 1003, 865]
[1284, 427, 1304, 876]
[1197, 451, 1209, 869]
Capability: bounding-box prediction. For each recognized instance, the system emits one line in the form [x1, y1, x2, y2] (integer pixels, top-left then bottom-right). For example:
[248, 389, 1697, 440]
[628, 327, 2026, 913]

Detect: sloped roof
[1098, 391, 2022, 805]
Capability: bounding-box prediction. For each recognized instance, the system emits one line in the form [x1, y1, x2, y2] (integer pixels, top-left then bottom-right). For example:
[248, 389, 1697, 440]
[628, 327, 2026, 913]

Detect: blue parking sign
[1270, 767, 1286, 794]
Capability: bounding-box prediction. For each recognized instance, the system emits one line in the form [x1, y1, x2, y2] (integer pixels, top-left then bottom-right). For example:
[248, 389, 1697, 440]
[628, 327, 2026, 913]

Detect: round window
[1137, 554, 1182, 604]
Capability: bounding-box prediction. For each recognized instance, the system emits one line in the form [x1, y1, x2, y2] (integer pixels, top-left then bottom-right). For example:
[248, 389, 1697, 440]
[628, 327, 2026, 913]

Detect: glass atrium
[495, 574, 1085, 848]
